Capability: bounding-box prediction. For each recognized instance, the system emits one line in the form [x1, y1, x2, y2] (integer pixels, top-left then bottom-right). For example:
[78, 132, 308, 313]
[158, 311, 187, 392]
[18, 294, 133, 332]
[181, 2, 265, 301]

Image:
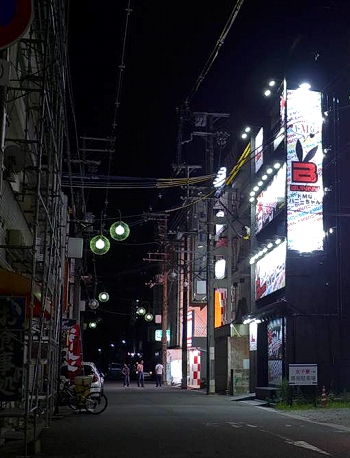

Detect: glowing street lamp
[144, 312, 154, 322]
[98, 292, 109, 302]
[90, 234, 110, 255]
[110, 221, 130, 241]
[136, 306, 146, 316]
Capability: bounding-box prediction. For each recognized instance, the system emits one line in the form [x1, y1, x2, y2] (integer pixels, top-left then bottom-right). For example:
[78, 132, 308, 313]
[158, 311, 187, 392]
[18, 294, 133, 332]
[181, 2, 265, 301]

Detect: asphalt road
[2, 381, 350, 457]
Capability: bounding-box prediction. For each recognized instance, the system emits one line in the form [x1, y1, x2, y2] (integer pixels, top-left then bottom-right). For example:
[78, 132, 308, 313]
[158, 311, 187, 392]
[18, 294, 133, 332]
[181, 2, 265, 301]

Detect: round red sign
[0, 0, 33, 51]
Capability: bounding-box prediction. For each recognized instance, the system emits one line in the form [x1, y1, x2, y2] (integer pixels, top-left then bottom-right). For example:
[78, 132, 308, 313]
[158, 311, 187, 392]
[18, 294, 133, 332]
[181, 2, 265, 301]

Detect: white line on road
[286, 439, 331, 455]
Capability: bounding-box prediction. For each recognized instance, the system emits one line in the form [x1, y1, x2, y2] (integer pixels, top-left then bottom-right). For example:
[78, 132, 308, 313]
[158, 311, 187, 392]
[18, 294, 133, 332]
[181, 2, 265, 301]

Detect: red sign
[67, 324, 82, 380]
[0, 0, 33, 51]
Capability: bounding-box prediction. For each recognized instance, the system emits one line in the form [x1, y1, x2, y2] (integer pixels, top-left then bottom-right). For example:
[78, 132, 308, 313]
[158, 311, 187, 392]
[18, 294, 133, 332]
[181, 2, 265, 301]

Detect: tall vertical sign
[0, 297, 25, 401]
[286, 89, 324, 252]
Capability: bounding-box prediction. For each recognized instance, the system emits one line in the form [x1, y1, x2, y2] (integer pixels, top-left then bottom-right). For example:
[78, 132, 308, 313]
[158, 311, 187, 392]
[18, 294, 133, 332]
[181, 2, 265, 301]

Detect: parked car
[60, 361, 104, 394]
[108, 362, 122, 380]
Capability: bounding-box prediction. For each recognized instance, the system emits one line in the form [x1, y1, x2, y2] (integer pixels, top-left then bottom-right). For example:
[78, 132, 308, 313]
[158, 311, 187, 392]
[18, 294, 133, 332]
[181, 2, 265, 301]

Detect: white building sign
[289, 364, 318, 385]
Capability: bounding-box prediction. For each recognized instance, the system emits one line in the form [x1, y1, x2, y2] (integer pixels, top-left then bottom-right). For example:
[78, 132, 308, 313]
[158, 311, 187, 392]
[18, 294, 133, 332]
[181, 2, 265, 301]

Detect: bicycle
[58, 380, 108, 414]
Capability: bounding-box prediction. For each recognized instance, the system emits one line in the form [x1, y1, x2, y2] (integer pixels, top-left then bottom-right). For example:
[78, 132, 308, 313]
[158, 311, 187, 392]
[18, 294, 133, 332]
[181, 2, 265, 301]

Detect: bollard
[321, 385, 327, 407]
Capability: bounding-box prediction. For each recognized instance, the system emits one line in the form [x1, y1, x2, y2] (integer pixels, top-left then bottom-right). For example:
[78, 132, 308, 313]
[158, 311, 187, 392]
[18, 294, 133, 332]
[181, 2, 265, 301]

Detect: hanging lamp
[98, 292, 109, 302]
[90, 235, 110, 255]
[109, 221, 130, 241]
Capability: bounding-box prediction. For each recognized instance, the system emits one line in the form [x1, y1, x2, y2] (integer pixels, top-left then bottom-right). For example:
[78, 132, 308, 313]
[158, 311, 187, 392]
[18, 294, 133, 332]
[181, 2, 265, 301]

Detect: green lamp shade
[144, 313, 154, 322]
[99, 292, 109, 302]
[110, 221, 130, 241]
[90, 235, 110, 255]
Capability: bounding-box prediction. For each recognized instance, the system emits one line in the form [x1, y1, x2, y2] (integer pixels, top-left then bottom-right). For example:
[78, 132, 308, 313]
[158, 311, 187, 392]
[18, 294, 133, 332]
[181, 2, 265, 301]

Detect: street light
[144, 312, 154, 322]
[90, 234, 110, 255]
[88, 298, 99, 310]
[98, 292, 109, 302]
[109, 221, 130, 241]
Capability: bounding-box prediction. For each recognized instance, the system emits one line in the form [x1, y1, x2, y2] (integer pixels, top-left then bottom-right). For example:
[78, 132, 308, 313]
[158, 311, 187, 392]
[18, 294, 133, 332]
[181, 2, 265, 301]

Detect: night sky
[67, 0, 350, 362]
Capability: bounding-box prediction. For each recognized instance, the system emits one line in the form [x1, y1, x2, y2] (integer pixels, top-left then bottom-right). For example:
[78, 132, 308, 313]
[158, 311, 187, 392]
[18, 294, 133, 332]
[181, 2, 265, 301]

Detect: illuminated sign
[255, 241, 286, 300]
[255, 163, 286, 234]
[213, 167, 227, 188]
[286, 89, 324, 252]
[155, 329, 170, 342]
[254, 128, 263, 173]
[187, 311, 193, 347]
[214, 259, 226, 279]
[249, 322, 258, 351]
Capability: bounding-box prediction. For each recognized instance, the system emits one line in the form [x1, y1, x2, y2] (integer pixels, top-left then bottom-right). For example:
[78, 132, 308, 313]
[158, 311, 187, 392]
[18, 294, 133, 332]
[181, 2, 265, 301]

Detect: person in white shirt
[155, 362, 164, 387]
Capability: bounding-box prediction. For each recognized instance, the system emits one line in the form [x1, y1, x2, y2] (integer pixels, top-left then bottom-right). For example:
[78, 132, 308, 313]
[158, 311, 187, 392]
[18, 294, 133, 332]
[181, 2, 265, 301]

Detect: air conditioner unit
[7, 229, 23, 246]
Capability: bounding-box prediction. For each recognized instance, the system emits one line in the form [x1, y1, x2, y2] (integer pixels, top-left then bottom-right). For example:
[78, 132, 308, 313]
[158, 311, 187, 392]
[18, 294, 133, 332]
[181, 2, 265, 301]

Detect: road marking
[286, 439, 331, 455]
[227, 422, 242, 428]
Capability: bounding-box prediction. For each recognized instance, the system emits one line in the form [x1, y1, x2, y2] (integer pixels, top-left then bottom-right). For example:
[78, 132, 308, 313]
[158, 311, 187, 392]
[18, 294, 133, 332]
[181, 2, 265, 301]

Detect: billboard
[254, 128, 263, 173]
[267, 318, 284, 386]
[255, 241, 286, 300]
[255, 163, 286, 234]
[286, 89, 324, 252]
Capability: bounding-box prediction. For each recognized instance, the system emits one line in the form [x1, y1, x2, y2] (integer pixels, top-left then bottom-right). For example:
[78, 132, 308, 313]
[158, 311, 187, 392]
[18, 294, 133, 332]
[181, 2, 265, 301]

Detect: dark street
[4, 382, 350, 458]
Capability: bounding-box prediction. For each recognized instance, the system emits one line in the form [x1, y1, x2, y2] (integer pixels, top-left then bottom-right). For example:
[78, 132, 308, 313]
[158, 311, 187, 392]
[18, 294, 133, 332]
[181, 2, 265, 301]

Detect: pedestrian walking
[121, 363, 130, 387]
[136, 360, 144, 387]
[155, 362, 164, 387]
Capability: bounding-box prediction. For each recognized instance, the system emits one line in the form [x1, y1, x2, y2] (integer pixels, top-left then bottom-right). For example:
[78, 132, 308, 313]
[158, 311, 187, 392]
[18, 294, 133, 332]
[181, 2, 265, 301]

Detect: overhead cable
[185, 0, 246, 104]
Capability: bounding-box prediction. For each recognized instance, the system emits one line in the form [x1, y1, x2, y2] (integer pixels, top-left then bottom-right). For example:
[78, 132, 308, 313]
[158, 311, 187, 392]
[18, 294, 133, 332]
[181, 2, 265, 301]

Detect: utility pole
[143, 213, 169, 383]
[191, 111, 230, 395]
[162, 268, 168, 383]
[206, 114, 216, 395]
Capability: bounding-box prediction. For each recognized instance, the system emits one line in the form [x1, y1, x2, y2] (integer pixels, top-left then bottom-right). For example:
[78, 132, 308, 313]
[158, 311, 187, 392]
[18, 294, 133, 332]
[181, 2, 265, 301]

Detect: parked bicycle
[58, 380, 108, 414]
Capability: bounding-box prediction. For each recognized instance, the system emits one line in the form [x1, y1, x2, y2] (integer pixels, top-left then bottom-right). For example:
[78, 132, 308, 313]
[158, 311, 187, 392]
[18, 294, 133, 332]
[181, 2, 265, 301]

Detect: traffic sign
[0, 0, 33, 51]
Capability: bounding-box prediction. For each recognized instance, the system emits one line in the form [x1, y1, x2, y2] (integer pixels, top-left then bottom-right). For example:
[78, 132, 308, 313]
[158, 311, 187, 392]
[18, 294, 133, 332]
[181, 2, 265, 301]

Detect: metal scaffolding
[0, 1, 71, 454]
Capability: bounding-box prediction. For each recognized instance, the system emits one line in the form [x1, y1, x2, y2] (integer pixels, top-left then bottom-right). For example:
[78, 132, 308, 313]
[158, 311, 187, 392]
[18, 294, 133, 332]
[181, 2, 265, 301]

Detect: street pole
[0, 50, 10, 197]
[206, 114, 216, 394]
[161, 269, 168, 384]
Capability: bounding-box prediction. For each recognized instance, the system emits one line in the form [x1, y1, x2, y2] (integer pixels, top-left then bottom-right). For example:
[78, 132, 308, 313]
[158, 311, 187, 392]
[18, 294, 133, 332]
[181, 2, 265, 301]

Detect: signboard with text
[289, 363, 318, 385]
[0, 296, 25, 401]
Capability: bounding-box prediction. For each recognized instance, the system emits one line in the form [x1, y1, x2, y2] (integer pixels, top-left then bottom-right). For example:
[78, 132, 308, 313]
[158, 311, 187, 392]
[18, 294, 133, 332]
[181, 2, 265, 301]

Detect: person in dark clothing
[121, 363, 130, 387]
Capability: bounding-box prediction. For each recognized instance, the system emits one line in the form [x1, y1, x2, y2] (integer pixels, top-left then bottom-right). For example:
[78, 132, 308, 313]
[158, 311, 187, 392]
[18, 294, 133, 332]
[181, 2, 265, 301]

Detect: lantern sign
[0, 0, 33, 50]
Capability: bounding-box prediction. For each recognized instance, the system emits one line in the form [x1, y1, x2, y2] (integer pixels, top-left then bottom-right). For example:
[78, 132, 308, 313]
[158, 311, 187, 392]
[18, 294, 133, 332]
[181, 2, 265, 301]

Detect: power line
[186, 0, 246, 104]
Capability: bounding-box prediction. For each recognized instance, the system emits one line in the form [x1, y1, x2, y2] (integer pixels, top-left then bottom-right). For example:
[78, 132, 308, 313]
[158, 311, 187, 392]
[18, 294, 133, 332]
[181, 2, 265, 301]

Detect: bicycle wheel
[84, 393, 108, 414]
[67, 392, 78, 411]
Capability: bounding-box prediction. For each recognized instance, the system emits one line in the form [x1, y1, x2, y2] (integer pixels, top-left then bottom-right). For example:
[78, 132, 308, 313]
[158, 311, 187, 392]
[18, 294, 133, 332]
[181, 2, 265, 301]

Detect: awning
[0, 268, 50, 318]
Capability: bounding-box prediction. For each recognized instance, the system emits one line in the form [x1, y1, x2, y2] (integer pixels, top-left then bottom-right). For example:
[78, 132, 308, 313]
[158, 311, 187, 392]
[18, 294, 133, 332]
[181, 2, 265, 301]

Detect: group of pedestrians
[121, 360, 164, 387]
